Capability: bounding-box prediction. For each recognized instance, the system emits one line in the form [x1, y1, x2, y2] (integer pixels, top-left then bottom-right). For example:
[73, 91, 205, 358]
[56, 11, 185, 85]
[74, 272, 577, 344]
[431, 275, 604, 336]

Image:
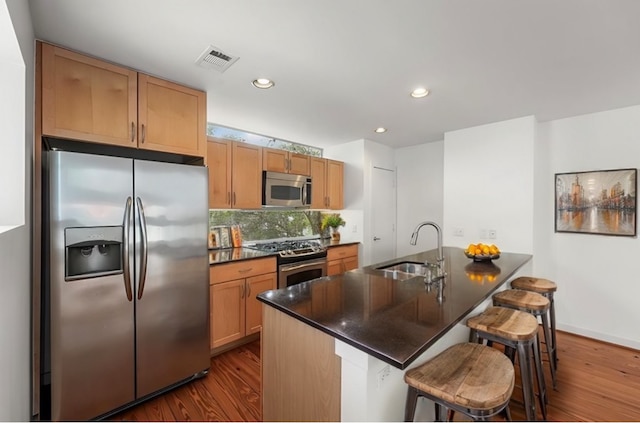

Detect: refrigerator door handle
[136, 197, 149, 300]
[122, 197, 133, 301]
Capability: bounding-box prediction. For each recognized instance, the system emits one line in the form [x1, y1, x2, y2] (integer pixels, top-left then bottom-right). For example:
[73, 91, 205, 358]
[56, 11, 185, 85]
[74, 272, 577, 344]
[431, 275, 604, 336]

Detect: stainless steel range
[246, 239, 327, 289]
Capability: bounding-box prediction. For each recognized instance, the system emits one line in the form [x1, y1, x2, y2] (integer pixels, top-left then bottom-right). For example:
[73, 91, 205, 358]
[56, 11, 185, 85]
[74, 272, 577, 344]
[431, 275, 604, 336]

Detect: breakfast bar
[258, 246, 532, 421]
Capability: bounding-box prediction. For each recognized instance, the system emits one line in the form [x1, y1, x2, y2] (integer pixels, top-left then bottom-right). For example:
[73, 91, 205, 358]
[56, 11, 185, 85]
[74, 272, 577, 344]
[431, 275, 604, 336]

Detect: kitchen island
[257, 246, 532, 421]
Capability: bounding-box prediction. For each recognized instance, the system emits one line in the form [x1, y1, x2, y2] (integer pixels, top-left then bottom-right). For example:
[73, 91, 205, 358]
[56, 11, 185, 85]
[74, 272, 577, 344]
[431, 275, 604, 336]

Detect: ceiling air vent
[195, 45, 239, 73]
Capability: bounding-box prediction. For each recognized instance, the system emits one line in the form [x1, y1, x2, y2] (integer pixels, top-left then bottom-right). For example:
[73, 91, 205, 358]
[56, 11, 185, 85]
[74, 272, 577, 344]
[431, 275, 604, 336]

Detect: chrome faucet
[410, 221, 445, 280]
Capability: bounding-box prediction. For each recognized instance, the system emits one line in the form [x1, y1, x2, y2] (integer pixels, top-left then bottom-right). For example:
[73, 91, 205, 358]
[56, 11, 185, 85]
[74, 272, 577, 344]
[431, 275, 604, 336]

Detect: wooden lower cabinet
[209, 257, 277, 349]
[327, 244, 359, 276]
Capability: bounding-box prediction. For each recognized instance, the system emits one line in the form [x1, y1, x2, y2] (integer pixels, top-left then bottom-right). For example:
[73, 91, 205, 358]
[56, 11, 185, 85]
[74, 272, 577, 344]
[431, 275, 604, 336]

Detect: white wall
[325, 139, 396, 266]
[0, 0, 33, 420]
[395, 142, 444, 257]
[443, 116, 536, 254]
[534, 105, 640, 349]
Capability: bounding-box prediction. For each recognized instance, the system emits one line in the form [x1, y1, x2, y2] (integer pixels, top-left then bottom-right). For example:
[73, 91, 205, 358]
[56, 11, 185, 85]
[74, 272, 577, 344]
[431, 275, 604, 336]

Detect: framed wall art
[555, 168, 637, 236]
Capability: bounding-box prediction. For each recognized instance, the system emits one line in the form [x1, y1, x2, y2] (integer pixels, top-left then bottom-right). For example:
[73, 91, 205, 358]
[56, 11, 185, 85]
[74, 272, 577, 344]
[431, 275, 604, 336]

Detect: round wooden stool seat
[467, 306, 538, 342]
[511, 276, 557, 294]
[493, 289, 549, 312]
[467, 307, 548, 420]
[404, 343, 514, 421]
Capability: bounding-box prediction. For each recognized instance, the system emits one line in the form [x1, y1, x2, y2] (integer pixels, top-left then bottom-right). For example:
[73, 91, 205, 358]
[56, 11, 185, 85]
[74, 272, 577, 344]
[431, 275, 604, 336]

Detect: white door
[371, 166, 396, 264]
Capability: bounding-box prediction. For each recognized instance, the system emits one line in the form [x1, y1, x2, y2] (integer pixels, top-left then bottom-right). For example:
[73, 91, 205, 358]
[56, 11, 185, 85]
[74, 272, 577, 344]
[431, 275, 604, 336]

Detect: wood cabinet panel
[263, 148, 311, 175]
[207, 138, 232, 208]
[288, 153, 311, 175]
[211, 279, 245, 348]
[138, 74, 206, 157]
[40, 42, 206, 158]
[262, 148, 288, 173]
[326, 159, 344, 210]
[245, 273, 277, 335]
[310, 157, 327, 209]
[327, 244, 359, 276]
[41, 43, 137, 147]
[232, 142, 262, 209]
[309, 157, 343, 209]
[209, 257, 277, 348]
[326, 244, 359, 262]
[210, 257, 276, 285]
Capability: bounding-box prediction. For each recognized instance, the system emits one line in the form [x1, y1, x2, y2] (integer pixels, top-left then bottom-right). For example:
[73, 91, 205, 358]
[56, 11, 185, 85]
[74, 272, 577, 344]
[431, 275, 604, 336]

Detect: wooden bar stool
[511, 276, 558, 369]
[404, 343, 514, 422]
[493, 289, 557, 390]
[467, 306, 547, 421]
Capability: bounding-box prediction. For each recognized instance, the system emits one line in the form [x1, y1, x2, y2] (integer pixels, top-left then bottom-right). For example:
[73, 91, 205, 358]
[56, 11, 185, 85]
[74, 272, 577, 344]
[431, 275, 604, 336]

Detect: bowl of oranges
[464, 243, 500, 262]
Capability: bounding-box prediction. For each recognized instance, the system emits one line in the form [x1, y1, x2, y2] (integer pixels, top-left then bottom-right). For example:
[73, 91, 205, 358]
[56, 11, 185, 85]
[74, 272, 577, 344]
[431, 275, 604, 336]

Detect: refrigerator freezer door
[48, 151, 135, 421]
[133, 160, 210, 398]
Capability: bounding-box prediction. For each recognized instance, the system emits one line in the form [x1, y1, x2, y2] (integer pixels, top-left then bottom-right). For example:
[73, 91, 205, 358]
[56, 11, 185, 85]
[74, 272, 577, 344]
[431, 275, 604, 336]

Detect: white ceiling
[27, 0, 640, 149]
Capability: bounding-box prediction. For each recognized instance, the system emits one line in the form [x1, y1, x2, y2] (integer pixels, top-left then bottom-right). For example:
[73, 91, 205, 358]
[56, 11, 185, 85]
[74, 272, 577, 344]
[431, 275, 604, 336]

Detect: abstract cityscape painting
[555, 168, 637, 236]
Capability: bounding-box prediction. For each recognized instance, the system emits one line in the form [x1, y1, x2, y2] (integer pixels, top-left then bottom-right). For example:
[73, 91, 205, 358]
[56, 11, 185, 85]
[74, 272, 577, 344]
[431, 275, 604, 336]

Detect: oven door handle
[280, 249, 326, 259]
[280, 259, 326, 273]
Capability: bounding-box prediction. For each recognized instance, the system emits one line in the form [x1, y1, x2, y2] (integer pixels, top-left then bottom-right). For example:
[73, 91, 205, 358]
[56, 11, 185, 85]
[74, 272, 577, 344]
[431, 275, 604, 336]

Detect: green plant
[321, 213, 346, 230]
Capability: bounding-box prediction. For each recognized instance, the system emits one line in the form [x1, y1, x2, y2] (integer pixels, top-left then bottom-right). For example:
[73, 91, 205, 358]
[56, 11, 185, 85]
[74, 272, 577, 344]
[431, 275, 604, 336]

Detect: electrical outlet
[377, 365, 391, 388]
[352, 224, 357, 233]
[488, 229, 497, 239]
[453, 227, 464, 237]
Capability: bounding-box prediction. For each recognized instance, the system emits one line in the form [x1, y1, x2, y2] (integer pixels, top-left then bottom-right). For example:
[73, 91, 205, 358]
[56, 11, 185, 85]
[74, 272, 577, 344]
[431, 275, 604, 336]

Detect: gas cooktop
[246, 239, 326, 258]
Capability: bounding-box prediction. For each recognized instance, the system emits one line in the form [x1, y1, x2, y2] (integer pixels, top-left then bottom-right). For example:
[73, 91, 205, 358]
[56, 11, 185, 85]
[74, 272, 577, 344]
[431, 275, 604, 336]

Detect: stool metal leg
[404, 386, 419, 422]
[541, 312, 558, 389]
[516, 343, 537, 421]
[532, 334, 547, 419]
[550, 295, 558, 369]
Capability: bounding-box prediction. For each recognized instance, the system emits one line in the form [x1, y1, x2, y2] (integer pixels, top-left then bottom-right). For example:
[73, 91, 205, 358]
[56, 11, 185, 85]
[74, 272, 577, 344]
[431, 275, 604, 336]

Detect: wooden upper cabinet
[138, 74, 206, 157]
[40, 42, 206, 158]
[263, 148, 310, 175]
[326, 159, 344, 210]
[310, 157, 328, 209]
[263, 148, 288, 173]
[41, 42, 138, 147]
[309, 157, 344, 210]
[288, 153, 311, 175]
[207, 138, 232, 209]
[207, 138, 262, 209]
[232, 142, 262, 209]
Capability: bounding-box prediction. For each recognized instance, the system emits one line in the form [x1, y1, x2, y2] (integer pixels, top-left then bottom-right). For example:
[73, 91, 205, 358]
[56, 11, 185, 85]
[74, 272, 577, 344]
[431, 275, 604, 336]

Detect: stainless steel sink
[375, 261, 431, 279]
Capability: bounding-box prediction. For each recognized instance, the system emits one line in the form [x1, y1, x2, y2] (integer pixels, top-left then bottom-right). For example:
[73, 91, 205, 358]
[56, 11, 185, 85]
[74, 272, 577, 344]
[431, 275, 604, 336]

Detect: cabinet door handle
[233, 192, 236, 206]
[130, 122, 135, 143]
[286, 158, 290, 171]
[238, 267, 253, 274]
[241, 284, 245, 299]
[141, 124, 146, 143]
[227, 192, 231, 205]
[247, 284, 251, 297]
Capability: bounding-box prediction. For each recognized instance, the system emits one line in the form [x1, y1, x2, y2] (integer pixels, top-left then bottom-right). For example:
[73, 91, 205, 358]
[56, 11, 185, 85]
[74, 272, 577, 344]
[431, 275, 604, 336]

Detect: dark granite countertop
[209, 248, 275, 265]
[257, 246, 532, 369]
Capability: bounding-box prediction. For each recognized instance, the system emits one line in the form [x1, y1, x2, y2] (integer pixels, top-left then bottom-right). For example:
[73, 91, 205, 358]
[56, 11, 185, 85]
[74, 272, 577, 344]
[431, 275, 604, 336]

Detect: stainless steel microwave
[262, 171, 312, 208]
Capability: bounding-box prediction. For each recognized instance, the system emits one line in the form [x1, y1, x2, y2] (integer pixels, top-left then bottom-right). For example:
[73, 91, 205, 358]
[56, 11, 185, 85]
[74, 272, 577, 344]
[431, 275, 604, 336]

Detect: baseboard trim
[557, 323, 640, 351]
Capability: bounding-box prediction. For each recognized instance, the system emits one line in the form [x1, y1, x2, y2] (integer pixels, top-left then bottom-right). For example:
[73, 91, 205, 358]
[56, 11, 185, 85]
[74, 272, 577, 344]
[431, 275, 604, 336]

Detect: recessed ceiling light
[374, 127, 387, 133]
[252, 78, 275, 89]
[410, 87, 430, 98]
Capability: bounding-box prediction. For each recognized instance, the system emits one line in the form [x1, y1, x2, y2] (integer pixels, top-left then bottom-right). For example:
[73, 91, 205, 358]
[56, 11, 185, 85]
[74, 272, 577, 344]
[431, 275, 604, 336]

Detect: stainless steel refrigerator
[44, 150, 210, 421]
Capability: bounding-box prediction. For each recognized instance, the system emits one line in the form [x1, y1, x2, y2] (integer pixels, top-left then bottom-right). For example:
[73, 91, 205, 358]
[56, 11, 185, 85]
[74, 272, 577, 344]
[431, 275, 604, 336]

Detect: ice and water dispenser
[65, 226, 123, 280]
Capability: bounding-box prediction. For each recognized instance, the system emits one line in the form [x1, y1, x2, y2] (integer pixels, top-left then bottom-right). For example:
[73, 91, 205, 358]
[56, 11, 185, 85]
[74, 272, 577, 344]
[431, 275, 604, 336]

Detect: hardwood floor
[112, 330, 640, 421]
